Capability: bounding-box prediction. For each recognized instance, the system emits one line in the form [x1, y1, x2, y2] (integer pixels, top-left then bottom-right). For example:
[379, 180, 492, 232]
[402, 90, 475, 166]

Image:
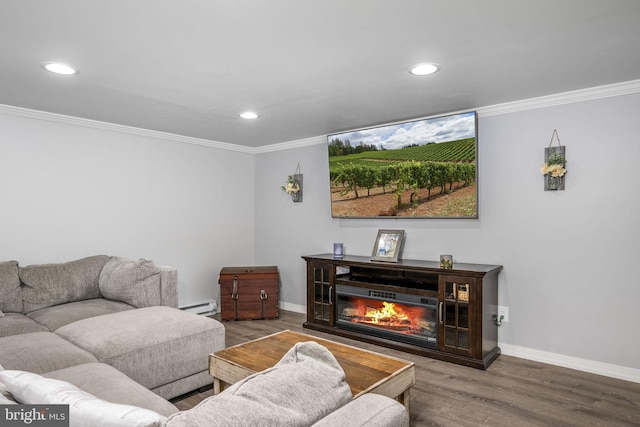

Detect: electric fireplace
[336, 284, 438, 349]
[303, 254, 503, 369]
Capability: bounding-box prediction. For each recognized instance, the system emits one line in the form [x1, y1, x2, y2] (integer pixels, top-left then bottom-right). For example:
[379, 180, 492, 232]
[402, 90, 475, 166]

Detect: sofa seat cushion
[27, 298, 134, 331]
[165, 341, 353, 427]
[20, 255, 111, 313]
[0, 313, 49, 338]
[0, 370, 167, 427]
[56, 306, 225, 390]
[0, 260, 23, 313]
[0, 332, 98, 374]
[45, 363, 179, 417]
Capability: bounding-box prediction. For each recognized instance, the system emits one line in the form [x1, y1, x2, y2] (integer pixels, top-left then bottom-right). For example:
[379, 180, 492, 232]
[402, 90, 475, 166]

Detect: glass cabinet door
[439, 275, 476, 357]
[307, 263, 334, 325]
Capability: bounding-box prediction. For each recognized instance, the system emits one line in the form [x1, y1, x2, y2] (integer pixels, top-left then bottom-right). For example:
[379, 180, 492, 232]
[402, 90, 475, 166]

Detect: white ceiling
[1, 1, 639, 148]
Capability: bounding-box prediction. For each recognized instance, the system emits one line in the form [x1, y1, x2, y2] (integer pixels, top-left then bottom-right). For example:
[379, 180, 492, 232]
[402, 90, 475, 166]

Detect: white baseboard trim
[179, 299, 217, 316]
[500, 343, 640, 384]
[279, 301, 306, 314]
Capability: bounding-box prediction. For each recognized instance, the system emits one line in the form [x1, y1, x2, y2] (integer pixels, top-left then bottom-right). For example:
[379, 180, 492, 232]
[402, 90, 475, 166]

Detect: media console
[302, 253, 503, 369]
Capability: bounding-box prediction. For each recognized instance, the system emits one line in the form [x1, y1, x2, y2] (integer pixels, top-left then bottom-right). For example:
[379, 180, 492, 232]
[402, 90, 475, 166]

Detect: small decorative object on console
[440, 254, 453, 269]
[333, 243, 344, 259]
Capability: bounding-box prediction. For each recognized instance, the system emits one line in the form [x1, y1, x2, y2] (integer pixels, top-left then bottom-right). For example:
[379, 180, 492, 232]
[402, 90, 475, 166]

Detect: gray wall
[0, 111, 256, 307]
[1, 87, 638, 378]
[255, 92, 640, 373]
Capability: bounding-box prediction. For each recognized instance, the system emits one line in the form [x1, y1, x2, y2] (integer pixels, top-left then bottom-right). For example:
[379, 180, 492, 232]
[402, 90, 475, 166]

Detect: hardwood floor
[171, 311, 640, 426]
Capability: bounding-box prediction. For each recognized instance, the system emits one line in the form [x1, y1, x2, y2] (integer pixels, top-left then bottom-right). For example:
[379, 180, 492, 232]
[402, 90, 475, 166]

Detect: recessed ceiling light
[42, 62, 79, 75]
[409, 63, 440, 76]
[240, 112, 259, 119]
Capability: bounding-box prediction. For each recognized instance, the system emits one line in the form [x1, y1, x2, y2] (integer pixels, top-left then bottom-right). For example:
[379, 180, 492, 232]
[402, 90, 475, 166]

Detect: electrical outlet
[498, 306, 509, 322]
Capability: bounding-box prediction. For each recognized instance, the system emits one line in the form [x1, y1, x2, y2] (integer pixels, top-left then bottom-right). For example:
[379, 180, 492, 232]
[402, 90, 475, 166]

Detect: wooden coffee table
[209, 330, 415, 411]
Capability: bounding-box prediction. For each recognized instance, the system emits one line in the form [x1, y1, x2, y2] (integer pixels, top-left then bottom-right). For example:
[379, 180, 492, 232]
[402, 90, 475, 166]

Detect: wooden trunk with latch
[219, 266, 279, 320]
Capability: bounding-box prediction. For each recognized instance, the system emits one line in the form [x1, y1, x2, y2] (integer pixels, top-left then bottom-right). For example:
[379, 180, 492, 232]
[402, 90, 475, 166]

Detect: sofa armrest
[157, 265, 178, 308]
[311, 394, 409, 427]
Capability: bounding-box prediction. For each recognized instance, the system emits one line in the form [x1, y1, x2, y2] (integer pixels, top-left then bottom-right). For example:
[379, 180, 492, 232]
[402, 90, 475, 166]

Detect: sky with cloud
[330, 111, 476, 150]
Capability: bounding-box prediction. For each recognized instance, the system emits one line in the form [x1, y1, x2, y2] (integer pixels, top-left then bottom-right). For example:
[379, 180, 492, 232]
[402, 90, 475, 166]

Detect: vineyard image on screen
[328, 111, 477, 218]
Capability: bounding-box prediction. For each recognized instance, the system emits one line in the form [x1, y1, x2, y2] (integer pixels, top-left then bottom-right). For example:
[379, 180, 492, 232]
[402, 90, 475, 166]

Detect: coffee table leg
[398, 389, 411, 413]
[213, 378, 227, 395]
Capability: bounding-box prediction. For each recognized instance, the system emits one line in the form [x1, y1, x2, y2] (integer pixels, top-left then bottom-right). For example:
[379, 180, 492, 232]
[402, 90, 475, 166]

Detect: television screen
[328, 111, 477, 218]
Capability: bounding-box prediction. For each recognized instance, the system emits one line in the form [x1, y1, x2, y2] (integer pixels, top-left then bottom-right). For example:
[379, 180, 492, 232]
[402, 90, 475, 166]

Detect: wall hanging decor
[541, 129, 567, 191]
[281, 163, 303, 202]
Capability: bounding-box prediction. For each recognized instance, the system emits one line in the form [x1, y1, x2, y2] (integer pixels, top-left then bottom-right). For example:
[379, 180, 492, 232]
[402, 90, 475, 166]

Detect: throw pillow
[0, 363, 17, 405]
[99, 258, 161, 308]
[0, 370, 166, 427]
[20, 255, 110, 312]
[165, 341, 352, 427]
[0, 260, 23, 313]
[0, 393, 17, 404]
[0, 383, 17, 404]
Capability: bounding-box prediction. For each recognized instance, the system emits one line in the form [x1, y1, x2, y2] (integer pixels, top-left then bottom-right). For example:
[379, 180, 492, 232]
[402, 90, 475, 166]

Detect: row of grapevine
[385, 138, 476, 163]
[330, 137, 475, 164]
[331, 161, 476, 208]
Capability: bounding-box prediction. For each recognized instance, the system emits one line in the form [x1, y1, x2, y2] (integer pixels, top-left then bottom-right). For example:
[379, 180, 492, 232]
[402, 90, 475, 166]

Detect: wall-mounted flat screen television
[328, 111, 477, 218]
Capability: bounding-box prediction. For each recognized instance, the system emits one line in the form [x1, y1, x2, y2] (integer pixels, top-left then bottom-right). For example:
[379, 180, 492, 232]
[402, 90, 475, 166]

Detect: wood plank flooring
[171, 310, 640, 426]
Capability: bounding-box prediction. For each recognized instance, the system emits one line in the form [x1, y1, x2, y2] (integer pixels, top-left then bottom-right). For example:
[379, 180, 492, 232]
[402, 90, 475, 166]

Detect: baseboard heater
[179, 300, 217, 316]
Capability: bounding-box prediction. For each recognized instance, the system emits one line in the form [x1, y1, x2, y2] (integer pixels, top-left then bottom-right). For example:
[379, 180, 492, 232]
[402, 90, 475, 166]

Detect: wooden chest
[219, 266, 279, 320]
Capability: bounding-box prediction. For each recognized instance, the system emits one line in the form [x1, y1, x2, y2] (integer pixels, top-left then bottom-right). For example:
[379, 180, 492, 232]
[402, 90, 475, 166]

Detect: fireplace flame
[345, 299, 424, 334]
[365, 301, 408, 323]
[340, 296, 436, 338]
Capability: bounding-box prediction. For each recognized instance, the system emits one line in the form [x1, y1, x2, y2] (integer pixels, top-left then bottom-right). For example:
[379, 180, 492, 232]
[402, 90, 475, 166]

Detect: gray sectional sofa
[0, 255, 409, 426]
[0, 255, 226, 416]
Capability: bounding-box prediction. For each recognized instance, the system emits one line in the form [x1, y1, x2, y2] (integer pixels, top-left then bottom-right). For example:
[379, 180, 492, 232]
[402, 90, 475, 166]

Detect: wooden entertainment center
[302, 254, 503, 369]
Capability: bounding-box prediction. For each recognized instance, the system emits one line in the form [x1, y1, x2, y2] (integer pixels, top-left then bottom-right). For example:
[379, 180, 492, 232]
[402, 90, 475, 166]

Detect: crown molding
[259, 79, 640, 153]
[0, 104, 254, 154]
[253, 134, 327, 154]
[2, 79, 639, 155]
[477, 79, 640, 117]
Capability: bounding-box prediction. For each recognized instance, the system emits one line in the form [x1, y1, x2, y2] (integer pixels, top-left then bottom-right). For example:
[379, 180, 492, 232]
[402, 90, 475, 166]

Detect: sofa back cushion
[98, 258, 162, 308]
[166, 341, 352, 427]
[0, 260, 23, 313]
[20, 255, 111, 313]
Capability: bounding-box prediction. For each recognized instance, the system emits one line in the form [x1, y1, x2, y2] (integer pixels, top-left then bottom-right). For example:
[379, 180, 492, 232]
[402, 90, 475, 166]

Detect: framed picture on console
[370, 229, 405, 262]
